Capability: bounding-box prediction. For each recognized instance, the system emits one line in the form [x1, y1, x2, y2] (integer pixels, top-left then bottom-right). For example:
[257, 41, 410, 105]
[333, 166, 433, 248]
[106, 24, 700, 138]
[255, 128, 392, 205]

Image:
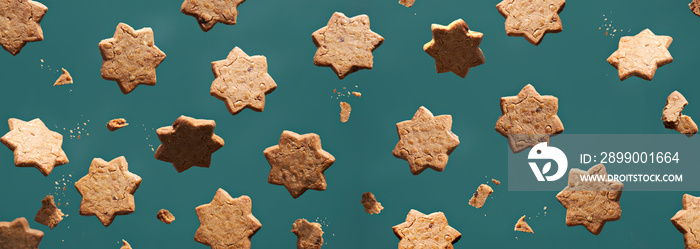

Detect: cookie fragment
[264, 131, 335, 198]
[340, 101, 351, 123]
[393, 106, 460, 175]
[691, 0, 700, 17]
[556, 164, 623, 235]
[75, 156, 142, 227]
[121, 240, 133, 249]
[312, 12, 384, 79]
[671, 194, 700, 249]
[492, 179, 501, 185]
[34, 195, 64, 229]
[181, 0, 246, 32]
[195, 188, 261, 249]
[352, 91, 361, 97]
[469, 184, 493, 208]
[0, 0, 47, 55]
[99, 23, 166, 94]
[607, 29, 672, 81]
[399, 0, 415, 7]
[1, 118, 69, 176]
[662, 91, 697, 136]
[53, 68, 73, 86]
[361, 192, 384, 215]
[157, 209, 175, 224]
[210, 47, 277, 115]
[393, 209, 461, 249]
[424, 19, 485, 78]
[496, 0, 565, 45]
[514, 215, 533, 233]
[155, 116, 225, 173]
[291, 219, 324, 249]
[107, 118, 129, 131]
[495, 84, 564, 153]
[0, 217, 44, 249]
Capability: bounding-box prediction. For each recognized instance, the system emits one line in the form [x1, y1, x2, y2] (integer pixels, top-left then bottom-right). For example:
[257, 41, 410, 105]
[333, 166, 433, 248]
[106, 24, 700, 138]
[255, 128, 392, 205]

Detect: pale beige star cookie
[607, 29, 672, 81]
[497, 0, 565, 45]
[1, 118, 69, 176]
[210, 47, 276, 115]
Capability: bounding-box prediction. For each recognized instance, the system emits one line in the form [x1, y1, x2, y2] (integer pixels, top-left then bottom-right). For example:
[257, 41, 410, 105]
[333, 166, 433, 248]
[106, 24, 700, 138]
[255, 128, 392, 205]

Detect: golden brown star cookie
[181, 0, 245, 32]
[53, 68, 73, 86]
[1, 118, 69, 176]
[514, 215, 534, 233]
[291, 219, 324, 249]
[671, 194, 700, 249]
[424, 19, 484, 78]
[556, 164, 623, 235]
[0, 0, 47, 55]
[264, 130, 335, 198]
[0, 217, 43, 249]
[155, 116, 224, 173]
[34, 195, 64, 229]
[393, 209, 461, 249]
[312, 12, 384, 79]
[75, 156, 142, 227]
[496, 0, 565, 45]
[99, 23, 166, 94]
[607, 29, 672, 81]
[662, 91, 698, 136]
[392, 106, 460, 175]
[210, 47, 276, 115]
[195, 188, 261, 249]
[361, 192, 384, 215]
[495, 84, 564, 153]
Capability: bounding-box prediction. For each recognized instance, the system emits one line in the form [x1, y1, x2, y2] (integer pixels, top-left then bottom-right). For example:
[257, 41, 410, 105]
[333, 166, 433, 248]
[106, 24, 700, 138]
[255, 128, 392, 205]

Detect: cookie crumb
[468, 184, 493, 208]
[107, 118, 129, 132]
[491, 179, 500, 185]
[121, 239, 132, 249]
[351, 91, 361, 97]
[340, 102, 351, 123]
[514, 215, 534, 233]
[399, 0, 415, 7]
[157, 209, 175, 224]
[361, 192, 384, 215]
[53, 68, 73, 86]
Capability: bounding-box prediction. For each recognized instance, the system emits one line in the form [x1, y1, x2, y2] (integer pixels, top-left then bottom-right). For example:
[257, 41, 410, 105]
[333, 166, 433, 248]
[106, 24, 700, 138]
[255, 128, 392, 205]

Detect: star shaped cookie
[671, 194, 700, 249]
[99, 23, 166, 94]
[264, 130, 335, 198]
[555, 164, 623, 235]
[607, 29, 673, 81]
[424, 19, 485, 78]
[312, 12, 384, 79]
[154, 116, 224, 173]
[0, 0, 47, 55]
[181, 0, 245, 32]
[0, 217, 43, 249]
[392, 209, 461, 249]
[195, 188, 261, 249]
[495, 84, 564, 153]
[75, 156, 142, 227]
[392, 106, 460, 175]
[1, 118, 69, 176]
[210, 47, 277, 115]
[496, 0, 565, 45]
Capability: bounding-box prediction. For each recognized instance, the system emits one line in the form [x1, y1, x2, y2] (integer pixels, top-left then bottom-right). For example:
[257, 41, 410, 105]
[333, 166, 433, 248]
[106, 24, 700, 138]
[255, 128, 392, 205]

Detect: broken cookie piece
[662, 91, 697, 136]
[121, 240, 133, 249]
[291, 219, 324, 249]
[492, 179, 501, 185]
[469, 184, 493, 208]
[157, 209, 175, 224]
[352, 91, 361, 97]
[399, 0, 415, 7]
[691, 0, 700, 17]
[34, 195, 64, 229]
[340, 101, 351, 123]
[361, 192, 384, 215]
[53, 68, 73, 86]
[514, 215, 533, 233]
[107, 118, 129, 132]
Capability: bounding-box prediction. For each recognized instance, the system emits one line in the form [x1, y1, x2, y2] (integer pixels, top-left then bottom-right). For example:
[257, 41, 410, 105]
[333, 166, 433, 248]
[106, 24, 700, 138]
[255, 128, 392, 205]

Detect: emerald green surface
[0, 0, 697, 248]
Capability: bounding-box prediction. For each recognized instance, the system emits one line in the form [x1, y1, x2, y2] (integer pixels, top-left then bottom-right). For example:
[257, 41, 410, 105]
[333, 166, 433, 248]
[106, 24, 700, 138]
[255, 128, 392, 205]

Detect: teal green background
[0, 0, 698, 248]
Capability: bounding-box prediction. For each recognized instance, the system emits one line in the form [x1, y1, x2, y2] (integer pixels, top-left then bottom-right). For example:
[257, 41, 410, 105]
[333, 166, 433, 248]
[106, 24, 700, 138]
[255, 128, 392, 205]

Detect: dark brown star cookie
[424, 19, 484, 78]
